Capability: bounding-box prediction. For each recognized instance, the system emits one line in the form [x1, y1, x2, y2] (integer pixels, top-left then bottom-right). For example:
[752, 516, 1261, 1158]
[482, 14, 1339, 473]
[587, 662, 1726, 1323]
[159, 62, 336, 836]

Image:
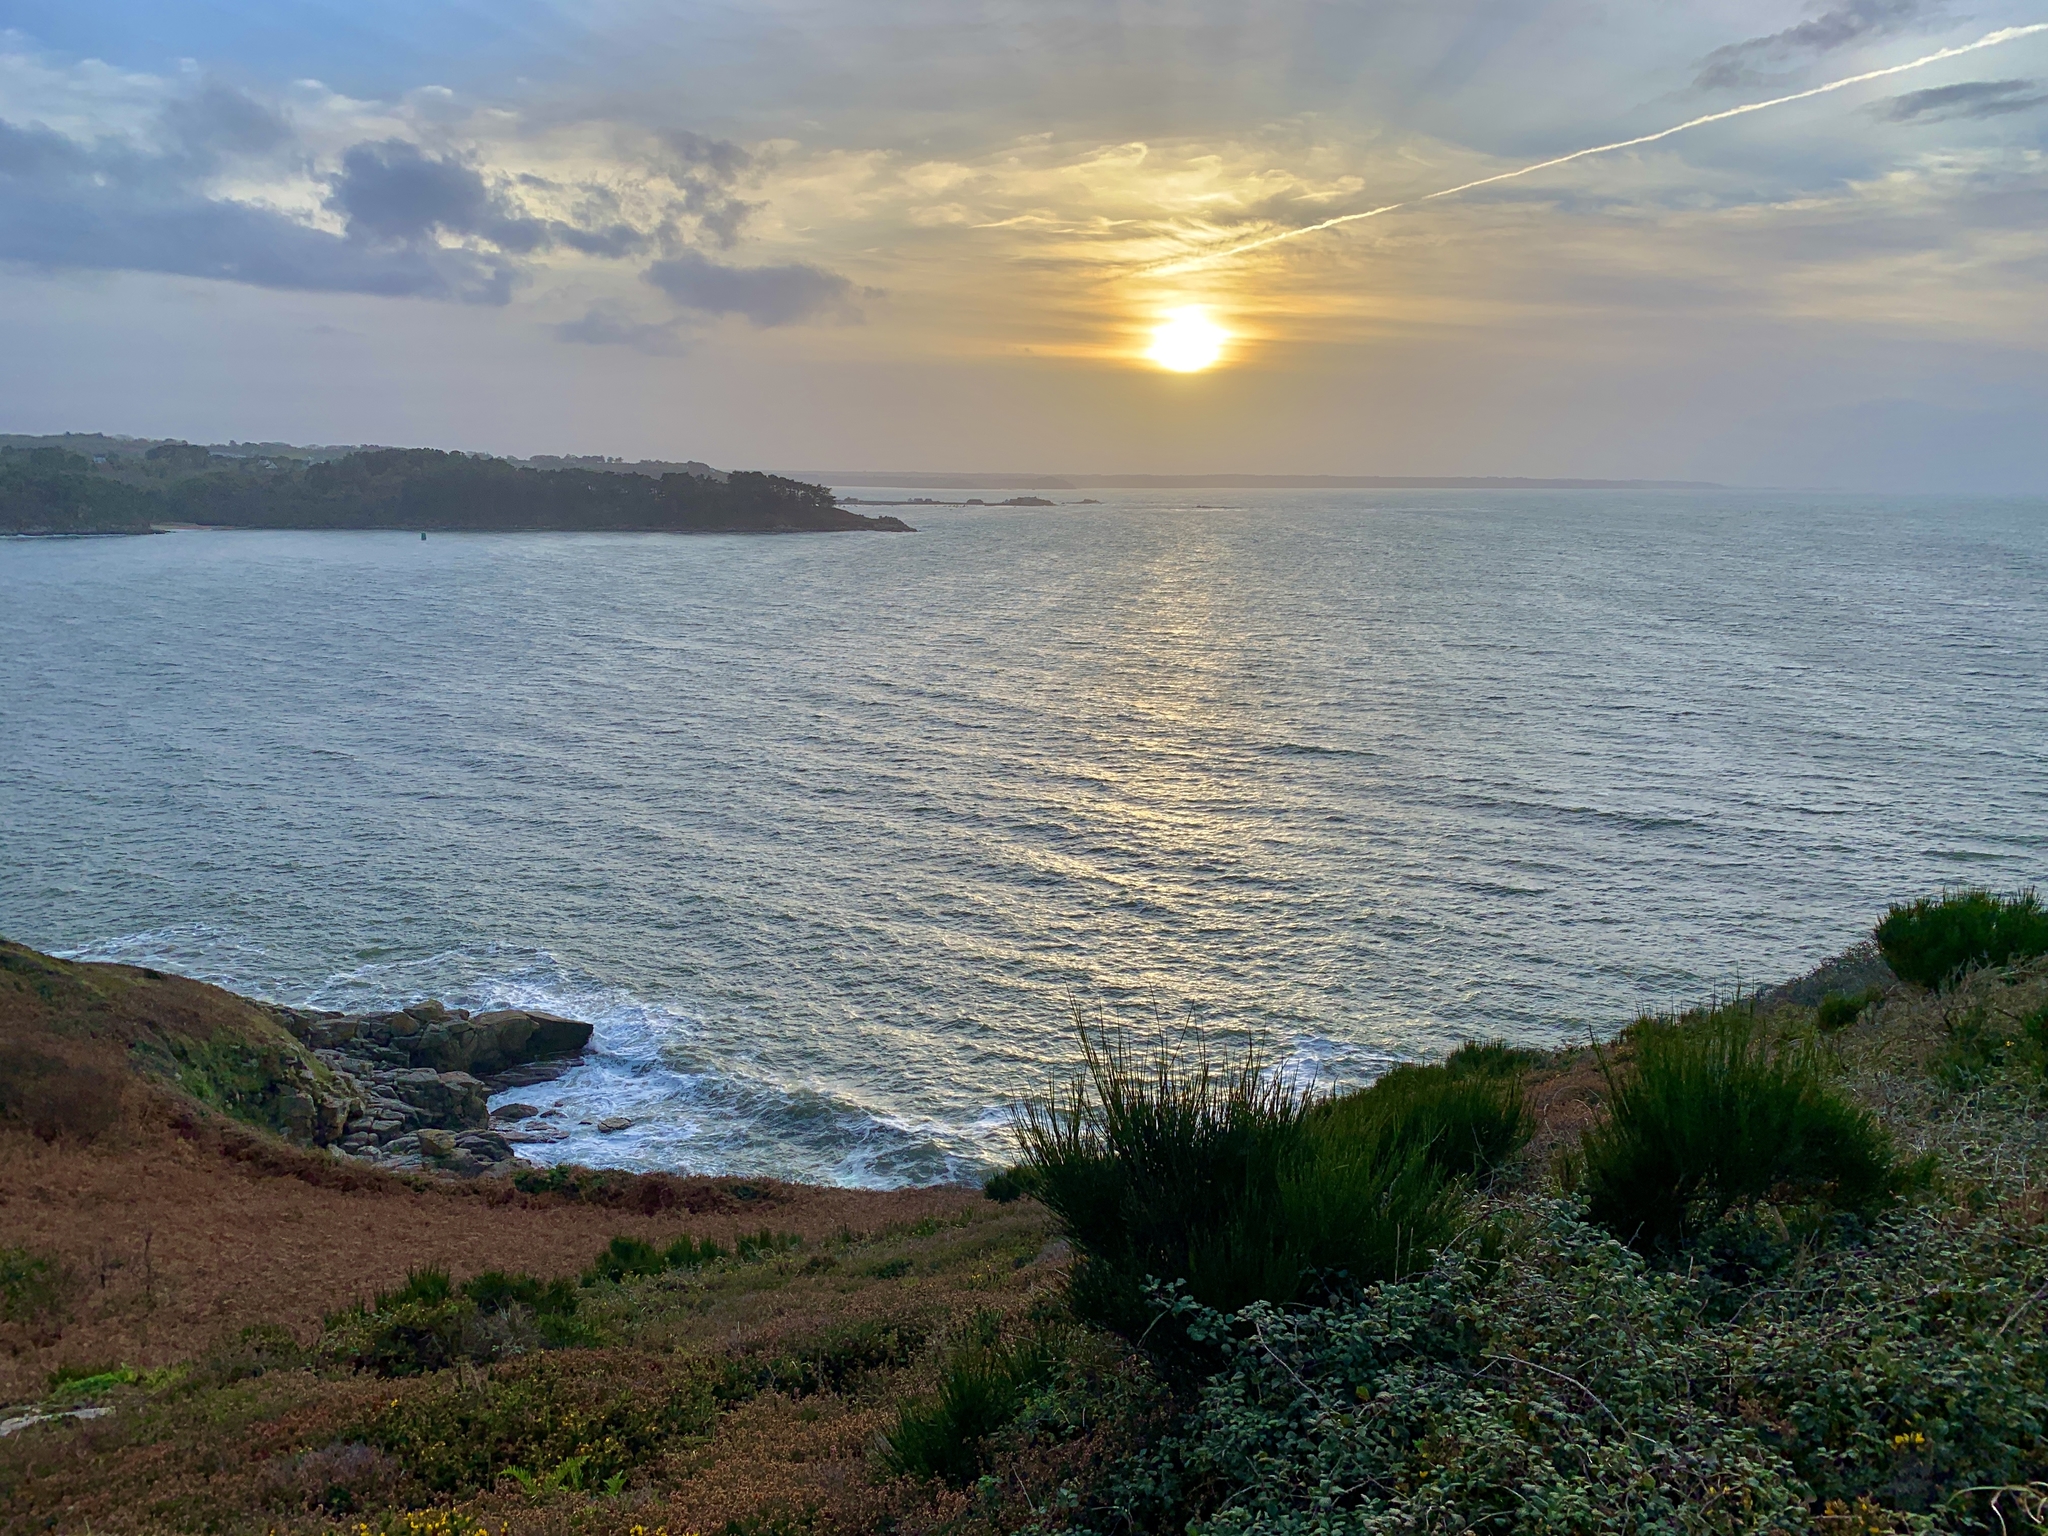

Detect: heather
[6, 901, 2048, 1535]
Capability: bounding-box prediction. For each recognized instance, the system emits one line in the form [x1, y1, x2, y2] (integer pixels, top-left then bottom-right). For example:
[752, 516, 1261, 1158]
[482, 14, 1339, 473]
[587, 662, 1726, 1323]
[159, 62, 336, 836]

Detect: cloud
[0, 116, 519, 300]
[1881, 79, 2048, 122]
[642, 249, 866, 325]
[553, 302, 695, 354]
[1694, 0, 1939, 90]
[159, 82, 291, 162]
[648, 128, 757, 249]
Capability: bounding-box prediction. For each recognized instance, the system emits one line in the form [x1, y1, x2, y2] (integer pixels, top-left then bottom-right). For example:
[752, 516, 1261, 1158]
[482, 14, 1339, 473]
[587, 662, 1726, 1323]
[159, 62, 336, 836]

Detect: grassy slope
[5, 942, 2048, 1534]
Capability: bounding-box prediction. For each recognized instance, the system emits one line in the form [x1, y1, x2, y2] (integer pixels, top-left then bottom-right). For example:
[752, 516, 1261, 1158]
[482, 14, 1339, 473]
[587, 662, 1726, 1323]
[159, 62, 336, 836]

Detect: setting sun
[1147, 307, 1228, 372]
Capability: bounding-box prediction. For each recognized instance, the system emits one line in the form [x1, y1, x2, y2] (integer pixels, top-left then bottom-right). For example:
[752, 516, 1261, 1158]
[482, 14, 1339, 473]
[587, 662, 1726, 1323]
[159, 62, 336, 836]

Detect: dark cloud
[641, 250, 864, 325]
[1694, 0, 1937, 90]
[553, 302, 694, 354]
[328, 138, 551, 251]
[655, 129, 753, 183]
[159, 83, 291, 161]
[650, 128, 757, 249]
[0, 117, 513, 301]
[1881, 78, 2048, 121]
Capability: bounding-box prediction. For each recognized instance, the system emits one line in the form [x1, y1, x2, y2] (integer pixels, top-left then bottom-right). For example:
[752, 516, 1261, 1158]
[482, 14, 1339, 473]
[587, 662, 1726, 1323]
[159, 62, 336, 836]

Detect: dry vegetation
[6, 896, 2048, 1535]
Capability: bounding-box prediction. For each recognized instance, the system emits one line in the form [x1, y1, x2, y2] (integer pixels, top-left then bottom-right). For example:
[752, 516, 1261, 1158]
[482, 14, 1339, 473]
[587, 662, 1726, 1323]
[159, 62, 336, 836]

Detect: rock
[491, 1102, 540, 1122]
[385, 1068, 489, 1129]
[595, 1116, 633, 1133]
[455, 1130, 515, 1162]
[409, 1009, 594, 1077]
[405, 1000, 451, 1026]
[501, 1123, 570, 1143]
[416, 1128, 457, 1159]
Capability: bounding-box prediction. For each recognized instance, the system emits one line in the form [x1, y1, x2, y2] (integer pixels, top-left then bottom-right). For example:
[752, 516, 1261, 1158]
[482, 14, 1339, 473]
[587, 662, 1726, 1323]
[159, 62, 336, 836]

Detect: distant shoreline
[792, 471, 1726, 491]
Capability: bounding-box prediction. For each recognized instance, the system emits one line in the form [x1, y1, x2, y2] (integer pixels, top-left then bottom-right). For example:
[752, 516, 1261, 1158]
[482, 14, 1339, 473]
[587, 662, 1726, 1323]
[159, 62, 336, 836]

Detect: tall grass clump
[1314, 1044, 1534, 1182]
[880, 1314, 1063, 1485]
[1580, 1003, 1904, 1255]
[1876, 887, 2048, 989]
[1015, 1025, 1458, 1348]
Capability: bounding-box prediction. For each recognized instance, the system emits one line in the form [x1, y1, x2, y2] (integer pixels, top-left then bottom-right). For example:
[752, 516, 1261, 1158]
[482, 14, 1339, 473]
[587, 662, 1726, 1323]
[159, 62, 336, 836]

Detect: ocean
[4, 489, 2044, 1185]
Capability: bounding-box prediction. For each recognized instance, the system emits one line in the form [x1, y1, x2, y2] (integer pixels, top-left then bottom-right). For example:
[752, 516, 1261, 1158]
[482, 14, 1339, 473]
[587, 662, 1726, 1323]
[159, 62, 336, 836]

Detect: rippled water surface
[5, 491, 2045, 1183]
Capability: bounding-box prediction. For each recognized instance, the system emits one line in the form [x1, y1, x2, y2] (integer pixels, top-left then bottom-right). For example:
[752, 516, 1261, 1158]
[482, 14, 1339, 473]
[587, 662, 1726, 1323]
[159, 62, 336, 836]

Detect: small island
[0, 438, 912, 537]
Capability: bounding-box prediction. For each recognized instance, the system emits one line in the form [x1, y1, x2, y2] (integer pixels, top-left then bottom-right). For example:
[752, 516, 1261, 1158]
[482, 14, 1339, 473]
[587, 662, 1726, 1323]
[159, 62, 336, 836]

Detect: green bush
[1580, 1004, 1904, 1254]
[358, 1355, 716, 1494]
[1876, 887, 2048, 989]
[1015, 1028, 1458, 1351]
[1815, 986, 1883, 1032]
[462, 1269, 579, 1319]
[1315, 1055, 1533, 1182]
[324, 1264, 587, 1374]
[982, 1166, 1040, 1203]
[582, 1236, 666, 1286]
[662, 1234, 727, 1269]
[880, 1315, 1064, 1484]
[1124, 1202, 2048, 1535]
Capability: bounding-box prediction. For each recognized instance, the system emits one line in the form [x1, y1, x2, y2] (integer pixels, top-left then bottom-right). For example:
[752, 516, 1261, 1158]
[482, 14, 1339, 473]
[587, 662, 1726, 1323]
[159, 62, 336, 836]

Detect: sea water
[4, 489, 2044, 1184]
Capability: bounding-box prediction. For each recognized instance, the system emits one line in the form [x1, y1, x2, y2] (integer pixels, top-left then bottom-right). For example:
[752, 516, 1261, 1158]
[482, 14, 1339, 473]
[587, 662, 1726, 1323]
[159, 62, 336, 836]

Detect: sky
[1, 0, 2045, 488]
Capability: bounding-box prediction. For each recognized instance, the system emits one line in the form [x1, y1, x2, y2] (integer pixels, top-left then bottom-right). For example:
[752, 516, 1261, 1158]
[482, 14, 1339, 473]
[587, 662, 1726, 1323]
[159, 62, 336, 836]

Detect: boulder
[385, 1068, 489, 1129]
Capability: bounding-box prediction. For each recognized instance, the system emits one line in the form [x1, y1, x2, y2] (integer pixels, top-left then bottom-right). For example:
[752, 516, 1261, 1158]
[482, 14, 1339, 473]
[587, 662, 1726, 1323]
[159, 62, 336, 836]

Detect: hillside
[0, 444, 910, 535]
[4, 894, 2048, 1535]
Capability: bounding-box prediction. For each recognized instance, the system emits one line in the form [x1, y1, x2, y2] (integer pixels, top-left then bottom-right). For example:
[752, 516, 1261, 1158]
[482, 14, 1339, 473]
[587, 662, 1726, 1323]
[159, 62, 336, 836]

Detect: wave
[56, 925, 1001, 1188]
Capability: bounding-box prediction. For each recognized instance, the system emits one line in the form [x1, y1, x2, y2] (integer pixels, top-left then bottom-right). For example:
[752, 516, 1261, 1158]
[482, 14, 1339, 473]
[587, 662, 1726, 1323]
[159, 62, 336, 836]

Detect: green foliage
[358, 1356, 716, 1495]
[983, 1165, 1040, 1203]
[1815, 986, 1884, 1032]
[45, 1364, 136, 1399]
[462, 1269, 580, 1319]
[663, 1234, 727, 1268]
[324, 1265, 585, 1375]
[0, 1245, 71, 1324]
[1876, 887, 2048, 989]
[1933, 999, 2048, 1091]
[583, 1231, 748, 1286]
[1580, 1005, 1904, 1255]
[1112, 1202, 2048, 1536]
[582, 1236, 667, 1285]
[881, 1315, 1065, 1485]
[1315, 1056, 1534, 1182]
[1015, 1028, 1459, 1354]
[0, 445, 158, 533]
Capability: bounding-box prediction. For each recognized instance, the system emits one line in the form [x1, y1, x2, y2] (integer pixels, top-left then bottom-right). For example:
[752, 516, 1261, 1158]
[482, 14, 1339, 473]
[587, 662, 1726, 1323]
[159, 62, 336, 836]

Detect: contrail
[1146, 22, 2048, 273]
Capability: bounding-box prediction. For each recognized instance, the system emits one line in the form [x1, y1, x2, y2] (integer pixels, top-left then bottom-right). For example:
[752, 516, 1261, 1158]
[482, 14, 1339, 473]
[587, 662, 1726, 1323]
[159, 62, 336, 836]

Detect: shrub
[1129, 1202, 2048, 1535]
[358, 1355, 716, 1494]
[1015, 1027, 1458, 1350]
[583, 1236, 666, 1285]
[1933, 999, 2048, 1091]
[1315, 1057, 1533, 1182]
[324, 1264, 587, 1374]
[462, 1269, 579, 1319]
[1580, 1004, 1904, 1254]
[983, 1166, 1039, 1203]
[1815, 986, 1884, 1032]
[880, 1315, 1064, 1484]
[662, 1234, 726, 1269]
[1876, 887, 2048, 989]
[0, 1246, 72, 1325]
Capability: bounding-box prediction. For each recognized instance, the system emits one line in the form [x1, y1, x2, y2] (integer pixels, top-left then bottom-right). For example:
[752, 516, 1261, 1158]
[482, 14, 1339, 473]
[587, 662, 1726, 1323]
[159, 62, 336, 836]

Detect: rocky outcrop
[267, 1001, 593, 1176]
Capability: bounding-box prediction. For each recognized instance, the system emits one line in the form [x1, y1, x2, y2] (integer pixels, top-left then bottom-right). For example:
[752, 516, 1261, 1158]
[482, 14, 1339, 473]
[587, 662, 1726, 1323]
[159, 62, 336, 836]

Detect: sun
[1146, 307, 1228, 372]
